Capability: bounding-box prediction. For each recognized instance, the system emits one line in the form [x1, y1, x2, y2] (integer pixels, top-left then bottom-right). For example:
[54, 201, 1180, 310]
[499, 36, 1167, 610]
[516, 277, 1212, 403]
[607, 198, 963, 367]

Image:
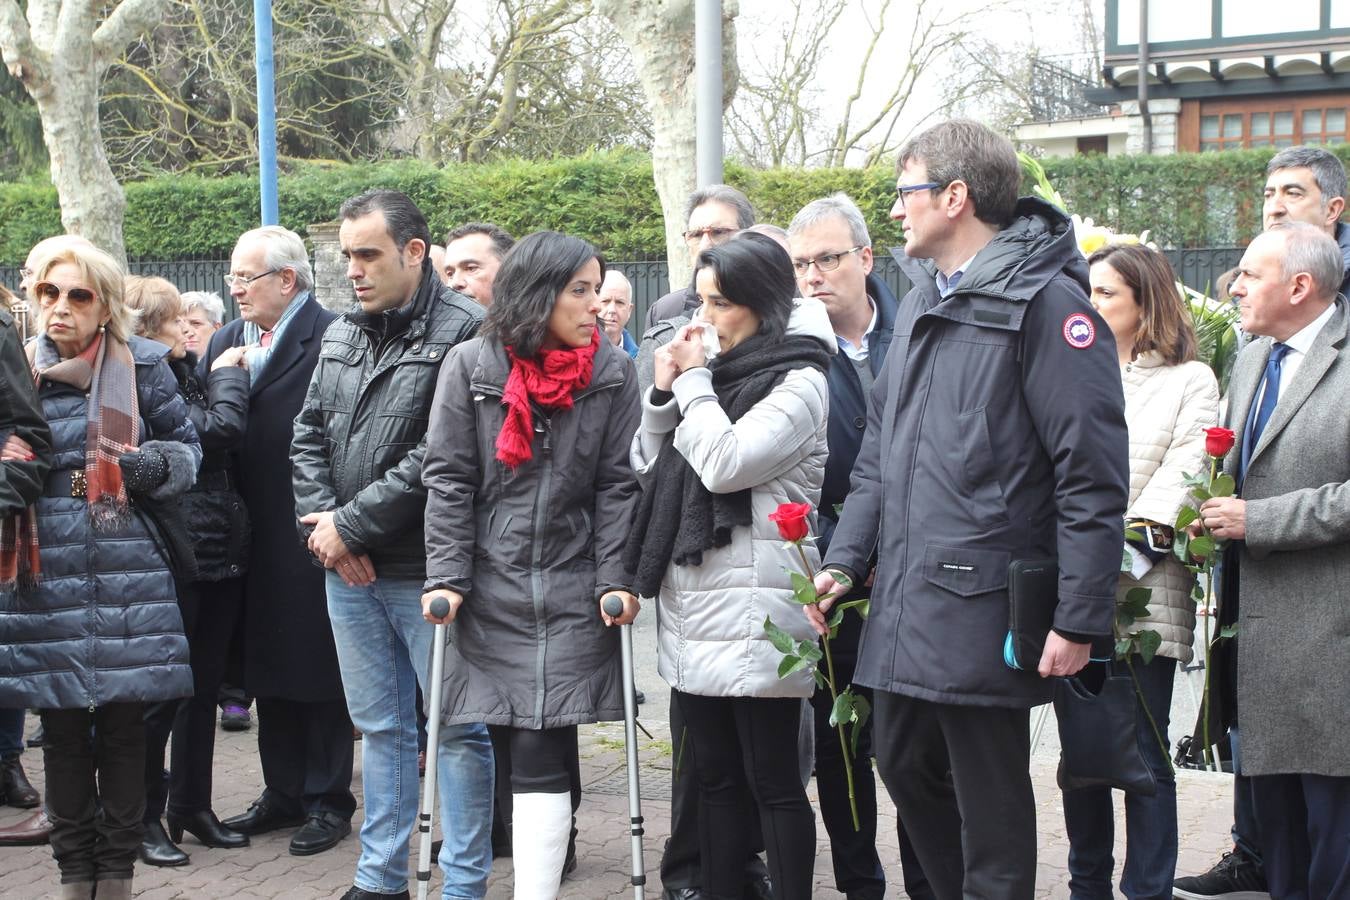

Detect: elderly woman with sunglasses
[0, 242, 199, 900]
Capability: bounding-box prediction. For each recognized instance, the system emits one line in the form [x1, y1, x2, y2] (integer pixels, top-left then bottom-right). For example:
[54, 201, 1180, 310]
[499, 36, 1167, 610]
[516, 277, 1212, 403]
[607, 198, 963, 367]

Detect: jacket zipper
[530, 418, 553, 725]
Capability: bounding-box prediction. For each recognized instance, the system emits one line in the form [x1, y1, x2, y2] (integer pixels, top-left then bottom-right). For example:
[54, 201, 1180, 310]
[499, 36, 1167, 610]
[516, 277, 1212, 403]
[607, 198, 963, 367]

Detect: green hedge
[4, 145, 1347, 264]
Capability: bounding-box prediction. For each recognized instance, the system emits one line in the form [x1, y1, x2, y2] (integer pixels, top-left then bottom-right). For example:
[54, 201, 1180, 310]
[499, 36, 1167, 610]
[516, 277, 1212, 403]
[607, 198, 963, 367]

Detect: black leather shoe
[167, 809, 249, 848]
[663, 889, 705, 900]
[289, 811, 351, 856]
[0, 755, 40, 808]
[338, 888, 410, 899]
[222, 796, 306, 836]
[742, 874, 773, 900]
[140, 820, 190, 867]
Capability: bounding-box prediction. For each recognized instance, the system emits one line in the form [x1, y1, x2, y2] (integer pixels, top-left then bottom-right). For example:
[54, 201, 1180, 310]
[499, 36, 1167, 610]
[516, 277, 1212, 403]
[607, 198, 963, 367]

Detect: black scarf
[623, 333, 831, 597]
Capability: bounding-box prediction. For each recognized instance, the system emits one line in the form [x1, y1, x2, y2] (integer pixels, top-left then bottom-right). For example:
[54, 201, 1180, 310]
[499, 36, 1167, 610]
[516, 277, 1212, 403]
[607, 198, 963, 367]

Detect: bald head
[1231, 223, 1342, 341]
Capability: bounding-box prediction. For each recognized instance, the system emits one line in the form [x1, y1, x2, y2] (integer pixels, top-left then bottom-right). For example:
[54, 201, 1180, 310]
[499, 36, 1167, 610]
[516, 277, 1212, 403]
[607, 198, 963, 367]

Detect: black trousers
[41, 702, 146, 884]
[1251, 772, 1350, 899]
[673, 690, 816, 900]
[811, 607, 932, 900]
[661, 692, 769, 892]
[144, 578, 245, 820]
[872, 691, 1036, 900]
[255, 696, 356, 818]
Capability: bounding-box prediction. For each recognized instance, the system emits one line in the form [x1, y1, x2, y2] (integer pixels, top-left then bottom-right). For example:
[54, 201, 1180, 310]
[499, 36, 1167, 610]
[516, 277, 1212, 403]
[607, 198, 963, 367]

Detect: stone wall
[1120, 99, 1181, 155]
[307, 221, 350, 313]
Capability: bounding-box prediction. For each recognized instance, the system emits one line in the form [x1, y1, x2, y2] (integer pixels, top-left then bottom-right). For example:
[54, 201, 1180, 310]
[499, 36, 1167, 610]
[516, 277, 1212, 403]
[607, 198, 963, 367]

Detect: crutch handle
[602, 594, 625, 618]
[429, 596, 451, 619]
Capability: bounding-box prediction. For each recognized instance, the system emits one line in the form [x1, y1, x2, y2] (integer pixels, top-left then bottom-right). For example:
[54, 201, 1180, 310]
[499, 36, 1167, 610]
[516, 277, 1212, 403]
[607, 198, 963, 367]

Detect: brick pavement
[0, 704, 1233, 899]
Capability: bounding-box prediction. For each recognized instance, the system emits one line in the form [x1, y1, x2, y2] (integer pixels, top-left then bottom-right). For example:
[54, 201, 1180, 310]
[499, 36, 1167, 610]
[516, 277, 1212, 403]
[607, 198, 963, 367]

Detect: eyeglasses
[224, 269, 279, 289]
[792, 247, 865, 275]
[33, 282, 98, 307]
[894, 181, 945, 210]
[682, 226, 738, 244]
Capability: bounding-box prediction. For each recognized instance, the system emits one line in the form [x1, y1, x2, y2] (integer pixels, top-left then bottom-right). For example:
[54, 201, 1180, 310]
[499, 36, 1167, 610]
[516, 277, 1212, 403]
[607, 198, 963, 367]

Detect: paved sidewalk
[0, 616, 1234, 898]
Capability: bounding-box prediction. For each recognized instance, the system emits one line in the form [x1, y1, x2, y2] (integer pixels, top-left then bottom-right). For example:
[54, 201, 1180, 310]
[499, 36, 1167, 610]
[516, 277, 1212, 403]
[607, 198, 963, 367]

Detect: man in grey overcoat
[1198, 222, 1350, 899]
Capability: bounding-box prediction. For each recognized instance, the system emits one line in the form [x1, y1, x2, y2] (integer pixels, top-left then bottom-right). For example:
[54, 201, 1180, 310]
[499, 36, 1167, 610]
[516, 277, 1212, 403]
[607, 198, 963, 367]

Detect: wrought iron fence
[0, 248, 1249, 337]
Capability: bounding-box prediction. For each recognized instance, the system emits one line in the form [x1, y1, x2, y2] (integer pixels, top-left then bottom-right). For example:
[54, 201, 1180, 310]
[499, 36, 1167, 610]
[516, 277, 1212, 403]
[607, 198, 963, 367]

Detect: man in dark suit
[1194, 223, 1350, 900]
[205, 226, 353, 856]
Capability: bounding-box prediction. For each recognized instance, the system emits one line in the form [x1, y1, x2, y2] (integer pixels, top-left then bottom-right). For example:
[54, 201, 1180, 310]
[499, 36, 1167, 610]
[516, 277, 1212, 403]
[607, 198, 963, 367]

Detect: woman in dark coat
[421, 231, 641, 900]
[123, 276, 251, 867]
[0, 243, 199, 900]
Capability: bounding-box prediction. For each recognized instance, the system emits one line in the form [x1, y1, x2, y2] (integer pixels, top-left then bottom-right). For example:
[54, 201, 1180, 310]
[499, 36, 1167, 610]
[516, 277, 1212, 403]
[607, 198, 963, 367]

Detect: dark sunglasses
[33, 282, 98, 307]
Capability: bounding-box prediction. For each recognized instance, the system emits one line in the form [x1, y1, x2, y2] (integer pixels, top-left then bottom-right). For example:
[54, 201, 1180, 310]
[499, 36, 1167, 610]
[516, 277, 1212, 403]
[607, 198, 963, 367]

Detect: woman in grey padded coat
[0, 243, 199, 900]
[626, 233, 834, 900]
[421, 231, 640, 900]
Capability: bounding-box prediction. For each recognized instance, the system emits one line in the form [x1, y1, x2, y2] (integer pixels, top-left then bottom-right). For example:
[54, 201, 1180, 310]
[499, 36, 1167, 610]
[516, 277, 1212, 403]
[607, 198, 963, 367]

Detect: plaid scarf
[28, 332, 140, 531]
[0, 503, 40, 589]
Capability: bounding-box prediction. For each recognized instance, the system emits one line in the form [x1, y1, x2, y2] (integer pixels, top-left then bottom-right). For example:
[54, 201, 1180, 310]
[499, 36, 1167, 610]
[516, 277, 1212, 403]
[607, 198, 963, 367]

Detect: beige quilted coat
[1118, 352, 1220, 663]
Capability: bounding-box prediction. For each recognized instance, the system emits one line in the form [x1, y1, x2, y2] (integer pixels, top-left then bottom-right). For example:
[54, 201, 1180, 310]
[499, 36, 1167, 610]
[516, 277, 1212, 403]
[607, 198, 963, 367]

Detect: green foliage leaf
[1122, 548, 1133, 574]
[777, 655, 813, 679]
[763, 617, 798, 656]
[799, 642, 824, 664]
[1137, 629, 1162, 665]
[1190, 536, 1216, 559]
[1218, 624, 1239, 640]
[1210, 473, 1236, 498]
[1123, 587, 1152, 618]
[829, 692, 857, 728]
[1190, 487, 1213, 503]
[1174, 507, 1198, 530]
[1192, 581, 1206, 601]
[1114, 638, 1134, 659]
[790, 571, 819, 606]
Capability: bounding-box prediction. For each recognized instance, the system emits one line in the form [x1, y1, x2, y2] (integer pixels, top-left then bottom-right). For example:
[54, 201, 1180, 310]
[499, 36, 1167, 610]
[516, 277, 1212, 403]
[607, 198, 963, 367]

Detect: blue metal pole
[254, 0, 279, 225]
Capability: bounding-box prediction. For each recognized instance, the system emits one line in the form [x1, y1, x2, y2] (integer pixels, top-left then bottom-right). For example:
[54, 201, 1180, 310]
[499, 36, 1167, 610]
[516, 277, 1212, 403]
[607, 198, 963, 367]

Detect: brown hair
[123, 275, 183, 339]
[1087, 243, 1197, 366]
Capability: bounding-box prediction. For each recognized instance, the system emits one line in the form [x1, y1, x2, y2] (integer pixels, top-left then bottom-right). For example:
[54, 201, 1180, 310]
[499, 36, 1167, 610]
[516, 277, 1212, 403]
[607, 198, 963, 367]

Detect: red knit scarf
[495, 329, 600, 469]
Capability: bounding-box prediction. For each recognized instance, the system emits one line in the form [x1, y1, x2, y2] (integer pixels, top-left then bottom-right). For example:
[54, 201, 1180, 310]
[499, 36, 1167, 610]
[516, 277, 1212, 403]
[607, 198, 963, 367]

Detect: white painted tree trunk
[0, 0, 172, 267]
[595, 0, 738, 291]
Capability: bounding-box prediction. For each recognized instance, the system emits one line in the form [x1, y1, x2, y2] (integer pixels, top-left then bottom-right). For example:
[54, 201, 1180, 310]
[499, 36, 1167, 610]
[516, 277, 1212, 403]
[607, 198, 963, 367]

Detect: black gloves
[119, 448, 170, 494]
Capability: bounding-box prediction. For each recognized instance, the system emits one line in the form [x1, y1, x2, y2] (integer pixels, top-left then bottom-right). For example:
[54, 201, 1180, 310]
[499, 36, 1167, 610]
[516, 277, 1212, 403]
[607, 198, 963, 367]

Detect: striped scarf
[29, 332, 140, 530]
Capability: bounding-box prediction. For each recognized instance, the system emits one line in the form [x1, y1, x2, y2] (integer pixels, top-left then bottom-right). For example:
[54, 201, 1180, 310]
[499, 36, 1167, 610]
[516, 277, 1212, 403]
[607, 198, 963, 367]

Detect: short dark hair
[1267, 146, 1348, 203]
[684, 185, 756, 229]
[694, 232, 796, 341]
[445, 222, 516, 260]
[339, 189, 432, 253]
[1087, 243, 1196, 366]
[898, 119, 1020, 227]
[481, 231, 606, 358]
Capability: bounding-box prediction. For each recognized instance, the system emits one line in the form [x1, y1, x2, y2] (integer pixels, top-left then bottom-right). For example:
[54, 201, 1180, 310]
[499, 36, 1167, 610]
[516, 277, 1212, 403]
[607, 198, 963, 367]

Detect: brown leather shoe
[0, 808, 52, 845]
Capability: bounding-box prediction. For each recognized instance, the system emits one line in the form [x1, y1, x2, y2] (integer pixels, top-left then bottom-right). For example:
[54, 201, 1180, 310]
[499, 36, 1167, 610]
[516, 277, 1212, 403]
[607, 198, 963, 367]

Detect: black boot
[0, 755, 40, 808]
[139, 820, 190, 867]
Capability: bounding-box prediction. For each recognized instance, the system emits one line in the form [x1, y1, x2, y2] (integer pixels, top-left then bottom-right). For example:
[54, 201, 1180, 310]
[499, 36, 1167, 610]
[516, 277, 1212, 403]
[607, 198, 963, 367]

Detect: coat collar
[1229, 299, 1348, 474]
[249, 292, 322, 397]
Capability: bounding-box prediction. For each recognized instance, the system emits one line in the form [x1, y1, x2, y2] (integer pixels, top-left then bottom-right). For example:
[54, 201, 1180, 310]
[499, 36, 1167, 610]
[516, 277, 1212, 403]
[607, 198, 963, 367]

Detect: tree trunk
[595, 0, 737, 291]
[34, 60, 128, 264]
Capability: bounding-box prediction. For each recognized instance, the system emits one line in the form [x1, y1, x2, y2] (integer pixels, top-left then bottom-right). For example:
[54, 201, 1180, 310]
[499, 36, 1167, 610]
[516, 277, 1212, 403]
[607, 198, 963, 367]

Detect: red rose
[768, 502, 812, 543]
[1204, 427, 1236, 458]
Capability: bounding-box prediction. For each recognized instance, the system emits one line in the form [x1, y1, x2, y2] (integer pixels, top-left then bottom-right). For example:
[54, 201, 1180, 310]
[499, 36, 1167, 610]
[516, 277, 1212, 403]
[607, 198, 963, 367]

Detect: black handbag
[1053, 672, 1158, 796]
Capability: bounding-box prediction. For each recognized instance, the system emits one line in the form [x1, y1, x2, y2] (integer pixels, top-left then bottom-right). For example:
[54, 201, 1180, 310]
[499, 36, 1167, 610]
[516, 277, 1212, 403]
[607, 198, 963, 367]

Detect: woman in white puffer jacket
[1062, 242, 1220, 900]
[625, 233, 834, 900]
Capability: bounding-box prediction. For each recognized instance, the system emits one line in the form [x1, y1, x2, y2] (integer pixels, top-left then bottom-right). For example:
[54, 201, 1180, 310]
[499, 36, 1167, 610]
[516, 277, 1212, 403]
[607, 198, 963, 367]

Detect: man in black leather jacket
[291, 190, 492, 900]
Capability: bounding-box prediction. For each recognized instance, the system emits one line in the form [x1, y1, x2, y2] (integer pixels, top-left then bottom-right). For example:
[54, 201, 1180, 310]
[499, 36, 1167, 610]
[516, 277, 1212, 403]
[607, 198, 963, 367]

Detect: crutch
[416, 595, 452, 900]
[602, 594, 646, 899]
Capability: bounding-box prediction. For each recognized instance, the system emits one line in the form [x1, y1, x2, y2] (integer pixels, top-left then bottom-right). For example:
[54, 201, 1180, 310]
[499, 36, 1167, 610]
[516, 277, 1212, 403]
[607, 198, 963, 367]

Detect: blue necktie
[1240, 342, 1289, 482]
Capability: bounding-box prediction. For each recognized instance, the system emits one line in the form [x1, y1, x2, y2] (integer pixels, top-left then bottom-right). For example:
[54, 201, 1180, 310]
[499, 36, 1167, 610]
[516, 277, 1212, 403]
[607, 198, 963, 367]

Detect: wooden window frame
[1185, 93, 1350, 152]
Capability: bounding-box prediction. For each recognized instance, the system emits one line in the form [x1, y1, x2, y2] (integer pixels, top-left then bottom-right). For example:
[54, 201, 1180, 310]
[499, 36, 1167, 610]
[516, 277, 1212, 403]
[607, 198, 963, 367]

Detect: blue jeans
[327, 573, 494, 899]
[1063, 656, 1178, 900]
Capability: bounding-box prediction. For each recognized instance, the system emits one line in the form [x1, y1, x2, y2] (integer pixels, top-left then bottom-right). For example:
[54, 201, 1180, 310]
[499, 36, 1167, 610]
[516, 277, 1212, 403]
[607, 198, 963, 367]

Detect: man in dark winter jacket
[642, 185, 755, 332]
[291, 190, 493, 900]
[808, 119, 1129, 899]
[788, 193, 931, 900]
